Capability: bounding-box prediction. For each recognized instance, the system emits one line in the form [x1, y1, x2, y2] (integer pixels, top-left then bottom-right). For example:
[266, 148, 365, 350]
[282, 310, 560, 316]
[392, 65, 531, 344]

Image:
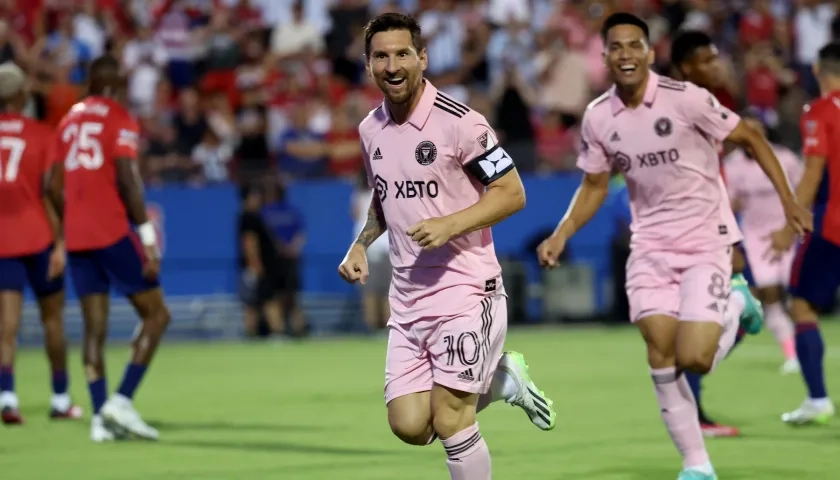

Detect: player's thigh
[68, 251, 110, 297]
[788, 234, 840, 321]
[428, 295, 507, 397]
[386, 391, 433, 444]
[0, 257, 27, 337]
[128, 287, 168, 323]
[636, 314, 679, 368]
[100, 235, 160, 297]
[26, 245, 65, 321]
[430, 383, 479, 439]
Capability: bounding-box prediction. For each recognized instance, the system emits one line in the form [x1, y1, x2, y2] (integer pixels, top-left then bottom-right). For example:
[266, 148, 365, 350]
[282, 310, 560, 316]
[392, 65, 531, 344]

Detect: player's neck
[386, 81, 426, 125]
[616, 74, 650, 109]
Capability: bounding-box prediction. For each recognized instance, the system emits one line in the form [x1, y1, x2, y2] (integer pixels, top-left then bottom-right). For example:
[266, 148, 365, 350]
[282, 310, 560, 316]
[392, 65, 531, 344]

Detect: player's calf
[0, 291, 23, 423]
[387, 392, 435, 445]
[431, 384, 491, 480]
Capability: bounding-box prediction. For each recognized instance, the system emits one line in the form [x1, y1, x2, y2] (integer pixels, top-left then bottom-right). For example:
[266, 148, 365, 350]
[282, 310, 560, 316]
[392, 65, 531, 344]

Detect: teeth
[620, 65, 636, 71]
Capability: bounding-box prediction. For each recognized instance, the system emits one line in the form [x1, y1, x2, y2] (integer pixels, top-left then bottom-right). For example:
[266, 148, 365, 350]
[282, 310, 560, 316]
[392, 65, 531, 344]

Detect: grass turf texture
[3, 321, 838, 479]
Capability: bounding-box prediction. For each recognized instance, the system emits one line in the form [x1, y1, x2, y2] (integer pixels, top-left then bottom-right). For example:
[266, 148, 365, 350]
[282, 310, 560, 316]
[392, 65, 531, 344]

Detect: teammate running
[537, 13, 810, 479]
[769, 41, 840, 425]
[0, 63, 82, 425]
[338, 13, 555, 480]
[49, 56, 170, 441]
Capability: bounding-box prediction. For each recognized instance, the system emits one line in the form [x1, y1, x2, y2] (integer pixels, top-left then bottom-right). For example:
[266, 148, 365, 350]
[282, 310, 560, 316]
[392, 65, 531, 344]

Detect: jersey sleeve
[575, 111, 611, 174]
[359, 136, 373, 188]
[681, 85, 741, 142]
[800, 105, 829, 158]
[458, 116, 514, 186]
[112, 115, 140, 160]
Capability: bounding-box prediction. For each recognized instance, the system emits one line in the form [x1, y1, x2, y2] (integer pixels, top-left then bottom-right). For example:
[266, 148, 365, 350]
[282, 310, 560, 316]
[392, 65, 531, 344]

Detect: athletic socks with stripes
[442, 422, 491, 480]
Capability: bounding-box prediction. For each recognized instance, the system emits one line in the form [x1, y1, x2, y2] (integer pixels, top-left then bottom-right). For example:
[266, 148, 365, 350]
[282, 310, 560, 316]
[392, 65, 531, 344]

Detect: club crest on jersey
[415, 141, 437, 166]
[613, 151, 632, 173]
[374, 174, 388, 202]
[145, 203, 165, 256]
[805, 120, 818, 134]
[654, 117, 672, 137]
[477, 131, 489, 149]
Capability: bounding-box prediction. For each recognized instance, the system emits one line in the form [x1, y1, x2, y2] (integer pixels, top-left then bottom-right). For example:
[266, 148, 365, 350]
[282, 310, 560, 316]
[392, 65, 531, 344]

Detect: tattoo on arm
[115, 157, 149, 225]
[354, 195, 387, 248]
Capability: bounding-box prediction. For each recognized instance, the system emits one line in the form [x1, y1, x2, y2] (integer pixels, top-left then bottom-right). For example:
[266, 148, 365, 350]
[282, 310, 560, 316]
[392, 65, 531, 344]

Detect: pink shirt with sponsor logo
[724, 146, 802, 239]
[359, 81, 511, 321]
[577, 72, 742, 252]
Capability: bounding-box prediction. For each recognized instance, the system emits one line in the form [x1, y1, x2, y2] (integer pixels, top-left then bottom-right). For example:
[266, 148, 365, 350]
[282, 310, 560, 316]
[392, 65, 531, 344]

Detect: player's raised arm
[537, 112, 610, 268]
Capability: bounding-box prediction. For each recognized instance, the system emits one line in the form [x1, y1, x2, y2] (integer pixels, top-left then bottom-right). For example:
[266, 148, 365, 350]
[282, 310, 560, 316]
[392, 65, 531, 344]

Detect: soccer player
[669, 29, 768, 437]
[0, 63, 82, 425]
[537, 13, 810, 479]
[724, 114, 801, 375]
[49, 56, 170, 442]
[768, 42, 840, 425]
[338, 13, 556, 479]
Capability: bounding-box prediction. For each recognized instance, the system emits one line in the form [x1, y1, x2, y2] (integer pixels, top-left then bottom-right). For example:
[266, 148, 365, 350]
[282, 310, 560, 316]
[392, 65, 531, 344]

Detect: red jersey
[800, 90, 840, 246]
[57, 96, 140, 252]
[0, 114, 56, 257]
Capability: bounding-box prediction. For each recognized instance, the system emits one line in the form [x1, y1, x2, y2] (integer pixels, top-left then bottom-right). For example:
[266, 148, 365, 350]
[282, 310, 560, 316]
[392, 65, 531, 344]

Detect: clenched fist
[407, 217, 456, 250]
[338, 243, 369, 284]
[536, 234, 567, 268]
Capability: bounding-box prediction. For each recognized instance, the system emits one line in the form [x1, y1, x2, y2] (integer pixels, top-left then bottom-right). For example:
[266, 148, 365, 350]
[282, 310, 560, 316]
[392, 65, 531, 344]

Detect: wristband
[137, 222, 158, 246]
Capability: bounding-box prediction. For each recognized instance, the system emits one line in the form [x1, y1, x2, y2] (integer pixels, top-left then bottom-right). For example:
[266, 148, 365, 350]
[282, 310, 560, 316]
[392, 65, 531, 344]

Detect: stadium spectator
[276, 101, 327, 179]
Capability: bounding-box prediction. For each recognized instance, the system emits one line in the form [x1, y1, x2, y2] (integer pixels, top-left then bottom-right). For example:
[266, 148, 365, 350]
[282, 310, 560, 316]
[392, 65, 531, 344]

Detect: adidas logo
[372, 147, 383, 160]
[610, 132, 621, 142]
[457, 368, 475, 381]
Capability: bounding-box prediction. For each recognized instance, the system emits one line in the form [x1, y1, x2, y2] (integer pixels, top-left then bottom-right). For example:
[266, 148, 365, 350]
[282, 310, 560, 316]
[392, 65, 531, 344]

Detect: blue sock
[684, 370, 702, 406]
[88, 378, 107, 414]
[117, 363, 148, 400]
[0, 365, 13, 392]
[52, 370, 68, 395]
[795, 321, 827, 399]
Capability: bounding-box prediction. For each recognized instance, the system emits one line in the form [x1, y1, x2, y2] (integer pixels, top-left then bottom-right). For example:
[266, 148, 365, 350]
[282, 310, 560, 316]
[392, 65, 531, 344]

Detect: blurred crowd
[4, 0, 840, 185]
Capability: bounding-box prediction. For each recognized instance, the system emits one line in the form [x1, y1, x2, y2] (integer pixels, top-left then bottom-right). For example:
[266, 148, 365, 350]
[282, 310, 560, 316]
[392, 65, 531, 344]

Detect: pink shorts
[384, 294, 507, 404]
[626, 246, 732, 325]
[743, 236, 795, 288]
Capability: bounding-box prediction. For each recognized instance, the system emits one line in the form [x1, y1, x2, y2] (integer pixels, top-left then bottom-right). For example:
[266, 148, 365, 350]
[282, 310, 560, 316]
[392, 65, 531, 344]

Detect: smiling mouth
[385, 77, 406, 86]
[618, 64, 638, 74]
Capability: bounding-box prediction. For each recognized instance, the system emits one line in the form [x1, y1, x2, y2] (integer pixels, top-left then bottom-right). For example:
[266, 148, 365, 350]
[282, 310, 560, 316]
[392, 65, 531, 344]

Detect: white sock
[686, 461, 715, 474]
[0, 391, 19, 409]
[728, 290, 747, 319]
[51, 393, 71, 411]
[491, 369, 519, 402]
[808, 397, 832, 409]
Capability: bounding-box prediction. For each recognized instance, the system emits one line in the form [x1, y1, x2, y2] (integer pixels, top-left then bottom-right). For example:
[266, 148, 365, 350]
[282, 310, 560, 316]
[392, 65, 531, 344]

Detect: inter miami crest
[654, 117, 672, 137]
[415, 141, 437, 166]
[613, 151, 632, 173]
[374, 174, 387, 202]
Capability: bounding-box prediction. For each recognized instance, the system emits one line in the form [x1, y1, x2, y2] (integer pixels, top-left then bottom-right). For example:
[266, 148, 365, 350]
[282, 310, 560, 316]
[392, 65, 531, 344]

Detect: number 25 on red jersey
[62, 121, 105, 171]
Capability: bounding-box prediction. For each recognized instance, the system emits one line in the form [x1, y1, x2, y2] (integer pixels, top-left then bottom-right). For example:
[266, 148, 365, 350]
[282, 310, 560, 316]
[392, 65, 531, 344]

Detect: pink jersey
[577, 72, 742, 252]
[724, 146, 801, 239]
[359, 81, 510, 321]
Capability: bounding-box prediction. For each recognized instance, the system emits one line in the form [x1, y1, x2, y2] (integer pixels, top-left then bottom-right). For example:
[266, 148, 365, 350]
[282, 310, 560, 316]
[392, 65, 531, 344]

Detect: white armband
[137, 222, 158, 246]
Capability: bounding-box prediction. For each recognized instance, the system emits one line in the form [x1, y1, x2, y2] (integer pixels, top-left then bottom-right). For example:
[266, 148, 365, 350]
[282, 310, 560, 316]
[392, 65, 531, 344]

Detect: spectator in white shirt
[269, 1, 325, 61]
[192, 127, 234, 184]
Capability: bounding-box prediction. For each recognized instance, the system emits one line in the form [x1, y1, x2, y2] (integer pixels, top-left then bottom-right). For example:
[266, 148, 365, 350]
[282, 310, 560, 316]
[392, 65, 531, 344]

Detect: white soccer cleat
[781, 399, 834, 426]
[496, 351, 556, 431]
[780, 358, 800, 376]
[101, 395, 159, 440]
[91, 415, 116, 442]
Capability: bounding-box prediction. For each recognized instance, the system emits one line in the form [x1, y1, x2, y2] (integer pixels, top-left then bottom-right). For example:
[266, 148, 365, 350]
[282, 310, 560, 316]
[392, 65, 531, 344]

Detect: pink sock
[710, 308, 740, 372]
[651, 367, 710, 468]
[764, 302, 796, 360]
[441, 423, 491, 480]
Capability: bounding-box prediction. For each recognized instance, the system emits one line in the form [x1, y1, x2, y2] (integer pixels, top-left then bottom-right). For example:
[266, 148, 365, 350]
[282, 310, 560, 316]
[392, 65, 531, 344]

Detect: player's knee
[758, 287, 783, 305]
[387, 410, 434, 446]
[644, 340, 676, 369]
[431, 403, 475, 440]
[675, 348, 714, 374]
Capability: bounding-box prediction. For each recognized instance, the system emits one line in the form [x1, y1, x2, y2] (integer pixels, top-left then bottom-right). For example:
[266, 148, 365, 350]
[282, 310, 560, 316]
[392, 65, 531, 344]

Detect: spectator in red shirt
[326, 104, 362, 178]
[739, 0, 775, 47]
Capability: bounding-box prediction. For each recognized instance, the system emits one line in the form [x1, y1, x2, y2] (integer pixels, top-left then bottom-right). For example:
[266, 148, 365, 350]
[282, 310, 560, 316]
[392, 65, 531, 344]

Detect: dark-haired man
[338, 12, 556, 480]
[768, 41, 840, 426]
[51, 56, 171, 442]
[538, 12, 811, 479]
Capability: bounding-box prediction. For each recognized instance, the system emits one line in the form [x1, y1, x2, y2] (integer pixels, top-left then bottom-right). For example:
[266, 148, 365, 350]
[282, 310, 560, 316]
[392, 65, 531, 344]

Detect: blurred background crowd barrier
[10, 0, 840, 342]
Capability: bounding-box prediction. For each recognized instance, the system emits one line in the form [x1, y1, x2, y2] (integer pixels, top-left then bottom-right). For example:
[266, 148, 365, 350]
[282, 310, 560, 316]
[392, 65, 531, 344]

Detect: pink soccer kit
[577, 72, 743, 325]
[359, 81, 511, 403]
[725, 147, 802, 287]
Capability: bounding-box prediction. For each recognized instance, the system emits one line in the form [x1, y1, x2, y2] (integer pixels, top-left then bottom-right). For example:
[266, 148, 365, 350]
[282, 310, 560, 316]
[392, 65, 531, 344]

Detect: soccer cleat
[50, 404, 84, 420]
[780, 358, 801, 375]
[90, 415, 116, 442]
[781, 399, 835, 425]
[497, 351, 556, 431]
[1, 406, 23, 425]
[677, 469, 718, 480]
[700, 422, 740, 438]
[101, 395, 159, 440]
[731, 273, 763, 334]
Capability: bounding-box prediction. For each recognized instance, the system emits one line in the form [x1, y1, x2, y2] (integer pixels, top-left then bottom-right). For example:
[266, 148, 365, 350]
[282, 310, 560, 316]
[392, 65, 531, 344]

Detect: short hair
[818, 41, 840, 75]
[89, 55, 119, 76]
[363, 13, 423, 57]
[670, 30, 713, 68]
[600, 12, 649, 43]
[0, 62, 25, 101]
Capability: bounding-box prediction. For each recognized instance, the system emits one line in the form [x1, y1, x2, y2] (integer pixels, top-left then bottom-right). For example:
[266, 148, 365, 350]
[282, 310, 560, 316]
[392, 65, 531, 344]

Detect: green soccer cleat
[497, 351, 557, 431]
[677, 469, 718, 480]
[731, 273, 763, 335]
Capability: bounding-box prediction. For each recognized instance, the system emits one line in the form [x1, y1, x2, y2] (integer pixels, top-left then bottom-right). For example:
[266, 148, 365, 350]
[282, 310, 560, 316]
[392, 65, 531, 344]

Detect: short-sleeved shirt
[577, 72, 742, 253]
[0, 114, 56, 257]
[359, 80, 513, 321]
[261, 200, 305, 247]
[724, 146, 802, 239]
[57, 96, 140, 252]
[800, 90, 840, 246]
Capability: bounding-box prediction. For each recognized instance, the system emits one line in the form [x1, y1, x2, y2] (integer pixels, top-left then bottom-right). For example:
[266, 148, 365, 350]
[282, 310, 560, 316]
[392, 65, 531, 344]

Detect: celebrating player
[0, 63, 83, 425]
[669, 29, 768, 437]
[338, 13, 555, 480]
[49, 56, 171, 442]
[724, 114, 801, 375]
[537, 13, 810, 480]
[768, 42, 840, 425]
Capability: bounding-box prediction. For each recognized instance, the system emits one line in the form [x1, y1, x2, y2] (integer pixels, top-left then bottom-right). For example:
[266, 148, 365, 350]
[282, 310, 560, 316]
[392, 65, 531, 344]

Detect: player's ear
[812, 62, 820, 78]
[646, 44, 655, 67]
[419, 48, 428, 71]
[364, 55, 372, 78]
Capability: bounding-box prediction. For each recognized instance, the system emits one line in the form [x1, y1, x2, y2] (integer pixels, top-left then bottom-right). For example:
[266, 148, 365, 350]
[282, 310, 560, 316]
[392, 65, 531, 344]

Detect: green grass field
[3, 322, 839, 479]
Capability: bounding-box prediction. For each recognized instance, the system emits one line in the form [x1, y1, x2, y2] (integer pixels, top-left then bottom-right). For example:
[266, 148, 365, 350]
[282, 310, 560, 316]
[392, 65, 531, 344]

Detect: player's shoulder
[429, 89, 480, 123]
[585, 90, 611, 115]
[358, 104, 387, 140]
[802, 96, 834, 118]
